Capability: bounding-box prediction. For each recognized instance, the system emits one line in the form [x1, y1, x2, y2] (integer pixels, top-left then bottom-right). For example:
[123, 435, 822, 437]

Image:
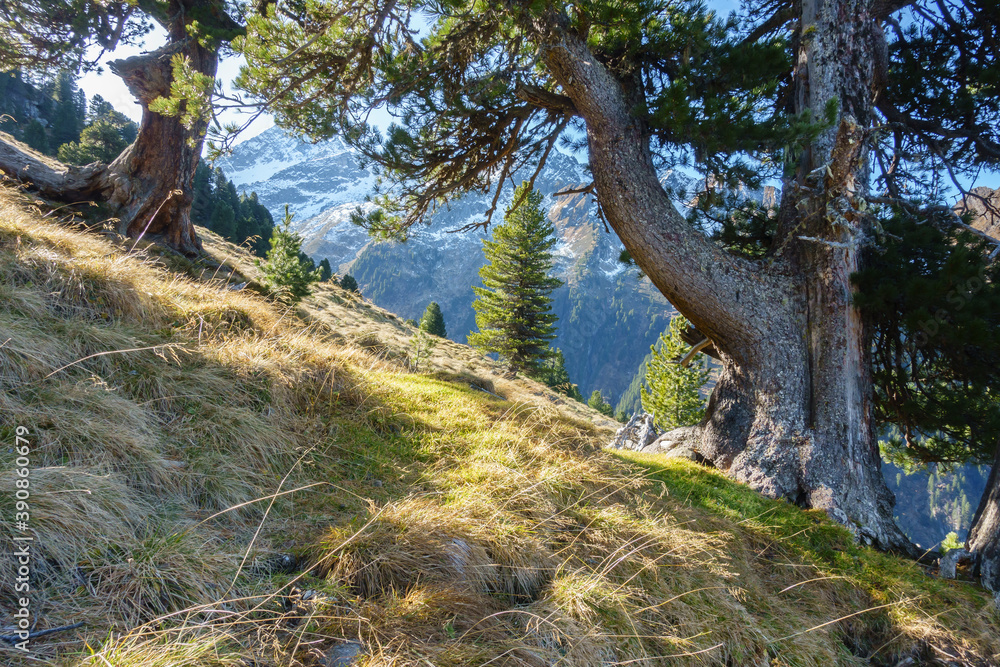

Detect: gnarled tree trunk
[535, 0, 912, 551]
[0, 1, 220, 255]
[969, 444, 1000, 600]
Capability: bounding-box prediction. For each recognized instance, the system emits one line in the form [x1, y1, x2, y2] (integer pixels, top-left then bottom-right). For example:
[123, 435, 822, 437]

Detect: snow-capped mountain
[218, 126, 678, 403]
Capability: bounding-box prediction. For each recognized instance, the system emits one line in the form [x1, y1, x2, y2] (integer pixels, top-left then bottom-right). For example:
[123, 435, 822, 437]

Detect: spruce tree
[641, 316, 710, 431]
[190, 162, 214, 227]
[257, 206, 321, 302]
[51, 70, 82, 150]
[469, 183, 562, 374]
[419, 302, 447, 338]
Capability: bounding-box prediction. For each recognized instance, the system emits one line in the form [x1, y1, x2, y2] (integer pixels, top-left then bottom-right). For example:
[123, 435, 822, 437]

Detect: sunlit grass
[1, 185, 997, 666]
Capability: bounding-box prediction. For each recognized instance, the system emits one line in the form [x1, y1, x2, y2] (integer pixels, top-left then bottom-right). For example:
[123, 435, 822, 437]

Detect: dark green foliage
[57, 118, 128, 164]
[852, 209, 1000, 467]
[257, 206, 322, 302]
[419, 302, 446, 338]
[298, 251, 316, 272]
[209, 202, 237, 241]
[190, 163, 215, 225]
[878, 0, 1000, 175]
[189, 163, 274, 255]
[0, 1, 154, 73]
[21, 119, 48, 153]
[588, 390, 614, 418]
[340, 273, 359, 293]
[529, 348, 584, 402]
[318, 258, 333, 282]
[50, 70, 83, 149]
[57, 92, 139, 164]
[707, 198, 778, 259]
[469, 184, 562, 374]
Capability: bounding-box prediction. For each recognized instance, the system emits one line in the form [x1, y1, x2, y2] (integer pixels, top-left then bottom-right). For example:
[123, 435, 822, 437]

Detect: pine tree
[469, 183, 562, 374]
[641, 316, 710, 431]
[339, 273, 359, 293]
[318, 258, 333, 282]
[56, 118, 129, 164]
[419, 301, 447, 338]
[587, 390, 614, 417]
[257, 206, 321, 302]
[51, 70, 82, 150]
[190, 162, 214, 227]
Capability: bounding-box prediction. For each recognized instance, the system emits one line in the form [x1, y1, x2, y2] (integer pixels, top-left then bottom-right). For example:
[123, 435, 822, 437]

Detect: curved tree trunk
[535, 0, 912, 552]
[968, 445, 1000, 599]
[0, 1, 219, 255]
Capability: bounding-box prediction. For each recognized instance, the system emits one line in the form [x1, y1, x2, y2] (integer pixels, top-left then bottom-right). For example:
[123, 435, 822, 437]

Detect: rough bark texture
[969, 444, 1000, 599]
[533, 0, 912, 552]
[0, 1, 218, 255]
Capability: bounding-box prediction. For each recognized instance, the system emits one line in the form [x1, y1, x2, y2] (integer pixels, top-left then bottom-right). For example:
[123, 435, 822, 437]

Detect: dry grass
[0, 185, 997, 666]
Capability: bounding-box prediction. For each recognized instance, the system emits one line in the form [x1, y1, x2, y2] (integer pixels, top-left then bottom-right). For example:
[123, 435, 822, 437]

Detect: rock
[324, 640, 365, 666]
[938, 548, 974, 580]
[639, 426, 706, 463]
[610, 413, 660, 451]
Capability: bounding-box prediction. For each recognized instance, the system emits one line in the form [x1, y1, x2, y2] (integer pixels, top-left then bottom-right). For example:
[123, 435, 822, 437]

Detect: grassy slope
[0, 185, 997, 666]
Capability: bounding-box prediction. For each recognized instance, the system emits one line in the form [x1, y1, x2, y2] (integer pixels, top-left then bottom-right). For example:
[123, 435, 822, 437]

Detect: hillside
[217, 127, 677, 402]
[1, 185, 999, 666]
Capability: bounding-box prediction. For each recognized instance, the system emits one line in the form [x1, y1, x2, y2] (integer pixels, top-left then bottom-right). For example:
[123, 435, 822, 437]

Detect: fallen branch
[0, 621, 84, 644]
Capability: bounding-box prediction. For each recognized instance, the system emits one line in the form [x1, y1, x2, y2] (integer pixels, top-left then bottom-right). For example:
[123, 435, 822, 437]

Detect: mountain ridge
[218, 126, 678, 401]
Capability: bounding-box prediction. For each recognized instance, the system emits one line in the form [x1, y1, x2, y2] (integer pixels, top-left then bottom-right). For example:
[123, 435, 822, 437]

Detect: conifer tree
[258, 206, 321, 302]
[469, 183, 562, 374]
[22, 120, 48, 154]
[530, 348, 583, 402]
[642, 316, 710, 431]
[318, 258, 333, 282]
[209, 202, 237, 241]
[339, 273, 359, 293]
[587, 390, 614, 418]
[419, 302, 447, 338]
[51, 70, 83, 150]
[57, 119, 129, 164]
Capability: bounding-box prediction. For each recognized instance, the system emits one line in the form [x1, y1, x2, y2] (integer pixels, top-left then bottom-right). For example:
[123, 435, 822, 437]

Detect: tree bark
[968, 445, 1000, 600]
[0, 2, 219, 255]
[533, 1, 913, 552]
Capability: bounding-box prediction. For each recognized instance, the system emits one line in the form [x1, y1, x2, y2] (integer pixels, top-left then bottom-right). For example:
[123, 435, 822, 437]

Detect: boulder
[640, 426, 707, 463]
[610, 413, 659, 450]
